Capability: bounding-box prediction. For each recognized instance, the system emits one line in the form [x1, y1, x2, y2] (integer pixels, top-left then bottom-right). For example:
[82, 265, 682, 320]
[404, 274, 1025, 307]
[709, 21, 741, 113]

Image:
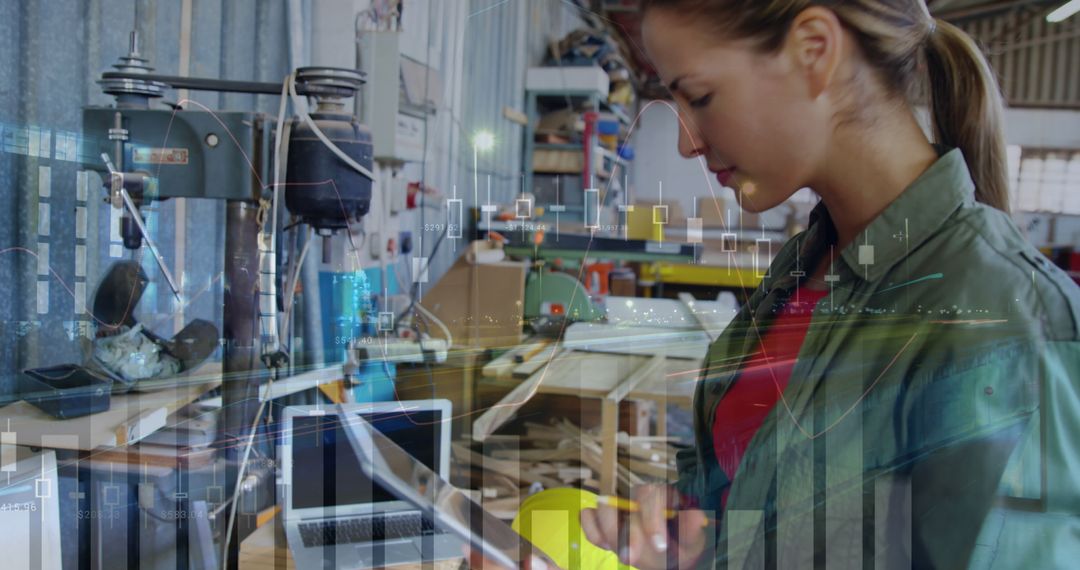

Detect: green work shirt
[676, 149, 1080, 569]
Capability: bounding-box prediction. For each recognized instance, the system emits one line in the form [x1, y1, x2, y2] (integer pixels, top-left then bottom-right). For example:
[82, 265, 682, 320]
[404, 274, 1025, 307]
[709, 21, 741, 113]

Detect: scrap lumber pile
[452, 419, 681, 520]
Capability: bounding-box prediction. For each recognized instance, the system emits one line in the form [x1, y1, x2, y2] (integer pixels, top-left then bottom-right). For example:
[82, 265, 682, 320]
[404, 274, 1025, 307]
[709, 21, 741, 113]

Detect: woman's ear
[785, 6, 845, 99]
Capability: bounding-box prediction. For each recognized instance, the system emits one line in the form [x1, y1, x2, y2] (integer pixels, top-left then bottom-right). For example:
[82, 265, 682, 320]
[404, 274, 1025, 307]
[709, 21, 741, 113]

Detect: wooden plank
[91, 444, 217, 469]
[474, 434, 532, 444]
[502, 106, 529, 126]
[556, 420, 635, 489]
[605, 353, 665, 403]
[523, 351, 697, 406]
[514, 340, 551, 364]
[511, 344, 560, 379]
[678, 292, 723, 342]
[259, 364, 344, 401]
[115, 407, 168, 446]
[472, 372, 545, 442]
[481, 496, 523, 520]
[528, 351, 631, 398]
[627, 458, 678, 481]
[482, 340, 547, 380]
[472, 350, 569, 442]
[481, 349, 519, 379]
[0, 362, 221, 451]
[628, 435, 681, 444]
[558, 466, 592, 481]
[563, 322, 710, 361]
[599, 398, 619, 496]
[616, 440, 668, 463]
[452, 443, 561, 488]
[489, 448, 580, 461]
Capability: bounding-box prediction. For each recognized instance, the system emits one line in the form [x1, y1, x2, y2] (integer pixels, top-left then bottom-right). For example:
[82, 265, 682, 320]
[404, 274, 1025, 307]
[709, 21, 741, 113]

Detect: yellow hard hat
[512, 488, 633, 570]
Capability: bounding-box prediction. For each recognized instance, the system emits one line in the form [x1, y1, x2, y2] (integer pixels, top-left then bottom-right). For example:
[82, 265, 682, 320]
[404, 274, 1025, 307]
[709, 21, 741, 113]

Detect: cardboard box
[396, 351, 483, 439]
[697, 196, 729, 228]
[419, 247, 527, 350]
[533, 148, 583, 174]
[536, 108, 583, 136]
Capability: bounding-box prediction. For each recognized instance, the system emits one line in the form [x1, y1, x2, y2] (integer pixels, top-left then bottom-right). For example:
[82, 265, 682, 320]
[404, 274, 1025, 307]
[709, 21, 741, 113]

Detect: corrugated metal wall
[0, 0, 302, 401]
[957, 6, 1080, 108]
[461, 0, 586, 197]
[392, 0, 587, 293]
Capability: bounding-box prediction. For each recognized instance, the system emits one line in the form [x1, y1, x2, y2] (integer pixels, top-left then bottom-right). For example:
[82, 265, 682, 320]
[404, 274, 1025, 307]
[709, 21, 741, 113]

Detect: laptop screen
[290, 410, 442, 510]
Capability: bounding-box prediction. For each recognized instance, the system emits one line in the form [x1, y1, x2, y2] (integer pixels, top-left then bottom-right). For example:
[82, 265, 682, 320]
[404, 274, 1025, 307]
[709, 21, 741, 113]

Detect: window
[1010, 146, 1080, 215]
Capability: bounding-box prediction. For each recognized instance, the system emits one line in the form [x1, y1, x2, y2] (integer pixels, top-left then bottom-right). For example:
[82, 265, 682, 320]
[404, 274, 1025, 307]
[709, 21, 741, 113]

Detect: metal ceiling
[932, 0, 1057, 20]
[595, 0, 1078, 107]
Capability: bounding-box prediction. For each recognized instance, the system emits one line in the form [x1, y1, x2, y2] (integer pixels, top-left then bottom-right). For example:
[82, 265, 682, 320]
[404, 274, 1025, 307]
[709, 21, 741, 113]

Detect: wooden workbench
[477, 345, 700, 495]
[503, 350, 697, 406]
[0, 362, 222, 451]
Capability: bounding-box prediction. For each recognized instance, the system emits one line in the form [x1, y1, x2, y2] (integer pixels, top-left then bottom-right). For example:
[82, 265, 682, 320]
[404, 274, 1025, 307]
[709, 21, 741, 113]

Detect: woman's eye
[689, 94, 712, 108]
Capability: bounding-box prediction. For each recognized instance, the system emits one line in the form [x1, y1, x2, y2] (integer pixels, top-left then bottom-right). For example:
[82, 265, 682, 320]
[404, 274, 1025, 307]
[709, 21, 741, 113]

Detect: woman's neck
[811, 108, 939, 250]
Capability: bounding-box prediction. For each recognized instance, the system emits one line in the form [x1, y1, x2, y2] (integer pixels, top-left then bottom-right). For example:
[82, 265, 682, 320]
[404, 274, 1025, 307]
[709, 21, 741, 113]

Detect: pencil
[596, 495, 713, 529]
[596, 495, 678, 519]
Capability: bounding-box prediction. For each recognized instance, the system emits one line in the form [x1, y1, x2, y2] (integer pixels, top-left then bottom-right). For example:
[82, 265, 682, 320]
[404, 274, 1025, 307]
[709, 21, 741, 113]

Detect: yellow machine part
[639, 262, 762, 289]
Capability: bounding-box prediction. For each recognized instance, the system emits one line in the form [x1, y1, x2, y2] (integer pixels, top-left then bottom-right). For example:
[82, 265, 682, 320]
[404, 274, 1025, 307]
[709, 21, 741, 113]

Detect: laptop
[279, 401, 464, 569]
[340, 405, 559, 569]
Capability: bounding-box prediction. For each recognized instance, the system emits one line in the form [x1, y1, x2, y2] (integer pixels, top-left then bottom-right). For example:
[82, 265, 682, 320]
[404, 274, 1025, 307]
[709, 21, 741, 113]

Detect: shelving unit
[523, 66, 628, 223]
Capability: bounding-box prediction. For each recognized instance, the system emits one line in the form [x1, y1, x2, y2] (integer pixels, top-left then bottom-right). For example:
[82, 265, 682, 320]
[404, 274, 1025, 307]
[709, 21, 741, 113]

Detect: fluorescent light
[473, 130, 495, 152]
[1047, 0, 1080, 22]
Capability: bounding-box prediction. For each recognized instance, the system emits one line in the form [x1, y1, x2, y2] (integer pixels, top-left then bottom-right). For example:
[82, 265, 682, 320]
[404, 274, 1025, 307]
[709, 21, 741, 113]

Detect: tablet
[338, 405, 557, 569]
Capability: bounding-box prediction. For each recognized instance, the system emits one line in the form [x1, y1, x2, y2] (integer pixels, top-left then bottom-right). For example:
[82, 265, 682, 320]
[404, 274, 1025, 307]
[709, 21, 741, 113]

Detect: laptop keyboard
[299, 513, 438, 547]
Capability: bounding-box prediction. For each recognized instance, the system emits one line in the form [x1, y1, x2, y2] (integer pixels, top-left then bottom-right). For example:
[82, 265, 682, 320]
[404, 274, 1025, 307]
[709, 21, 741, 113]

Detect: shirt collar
[805, 148, 976, 283]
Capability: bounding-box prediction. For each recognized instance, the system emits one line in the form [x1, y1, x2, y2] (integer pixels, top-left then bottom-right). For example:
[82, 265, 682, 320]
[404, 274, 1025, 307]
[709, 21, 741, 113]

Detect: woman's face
[643, 8, 832, 213]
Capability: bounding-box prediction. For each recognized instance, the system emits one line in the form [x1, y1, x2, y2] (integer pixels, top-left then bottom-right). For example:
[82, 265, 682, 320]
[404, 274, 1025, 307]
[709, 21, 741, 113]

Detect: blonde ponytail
[924, 19, 1010, 213]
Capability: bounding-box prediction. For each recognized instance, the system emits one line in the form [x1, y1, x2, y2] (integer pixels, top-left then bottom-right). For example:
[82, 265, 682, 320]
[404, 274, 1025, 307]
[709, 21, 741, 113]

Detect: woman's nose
[676, 118, 706, 159]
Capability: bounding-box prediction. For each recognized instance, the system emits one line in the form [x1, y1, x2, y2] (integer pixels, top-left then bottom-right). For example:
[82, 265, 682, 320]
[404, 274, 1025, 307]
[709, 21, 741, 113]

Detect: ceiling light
[1047, 0, 1080, 22]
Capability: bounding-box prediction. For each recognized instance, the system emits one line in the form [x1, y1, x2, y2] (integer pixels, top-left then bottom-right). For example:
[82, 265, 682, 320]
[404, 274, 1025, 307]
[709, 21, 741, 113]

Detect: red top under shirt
[711, 286, 829, 509]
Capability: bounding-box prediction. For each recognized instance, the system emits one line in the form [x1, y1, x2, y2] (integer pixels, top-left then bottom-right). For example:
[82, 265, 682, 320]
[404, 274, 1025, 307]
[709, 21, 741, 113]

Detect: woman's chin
[729, 181, 766, 213]
[730, 181, 794, 214]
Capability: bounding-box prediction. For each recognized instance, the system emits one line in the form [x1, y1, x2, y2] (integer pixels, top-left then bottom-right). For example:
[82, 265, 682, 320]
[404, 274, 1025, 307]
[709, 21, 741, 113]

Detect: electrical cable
[275, 226, 299, 357]
[257, 74, 292, 357]
[279, 226, 314, 346]
[393, 254, 411, 298]
[414, 301, 452, 347]
[218, 377, 275, 565]
[394, 222, 448, 324]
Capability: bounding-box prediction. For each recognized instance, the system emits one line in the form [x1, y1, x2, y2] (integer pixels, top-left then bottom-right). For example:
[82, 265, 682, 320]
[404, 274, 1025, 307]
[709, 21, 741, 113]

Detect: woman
[573, 0, 1080, 568]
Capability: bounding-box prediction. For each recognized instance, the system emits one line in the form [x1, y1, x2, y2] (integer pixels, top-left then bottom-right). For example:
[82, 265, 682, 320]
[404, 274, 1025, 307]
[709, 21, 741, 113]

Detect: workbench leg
[656, 402, 667, 438]
[463, 352, 476, 437]
[600, 399, 618, 497]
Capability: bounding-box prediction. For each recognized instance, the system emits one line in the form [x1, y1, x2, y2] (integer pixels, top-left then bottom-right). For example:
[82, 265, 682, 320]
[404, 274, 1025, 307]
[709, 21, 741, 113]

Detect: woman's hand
[579, 484, 709, 570]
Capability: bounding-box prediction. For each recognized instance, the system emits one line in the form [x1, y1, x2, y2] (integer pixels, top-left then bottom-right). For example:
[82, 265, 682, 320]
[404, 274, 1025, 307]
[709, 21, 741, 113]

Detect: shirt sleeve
[898, 331, 1041, 568]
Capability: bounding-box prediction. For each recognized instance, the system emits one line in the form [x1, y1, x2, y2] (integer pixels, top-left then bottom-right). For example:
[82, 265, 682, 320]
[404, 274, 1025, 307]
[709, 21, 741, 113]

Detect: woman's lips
[715, 167, 737, 187]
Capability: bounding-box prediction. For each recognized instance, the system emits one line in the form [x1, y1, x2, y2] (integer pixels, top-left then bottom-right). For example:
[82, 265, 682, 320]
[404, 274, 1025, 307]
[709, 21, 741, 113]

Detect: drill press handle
[100, 153, 183, 301]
